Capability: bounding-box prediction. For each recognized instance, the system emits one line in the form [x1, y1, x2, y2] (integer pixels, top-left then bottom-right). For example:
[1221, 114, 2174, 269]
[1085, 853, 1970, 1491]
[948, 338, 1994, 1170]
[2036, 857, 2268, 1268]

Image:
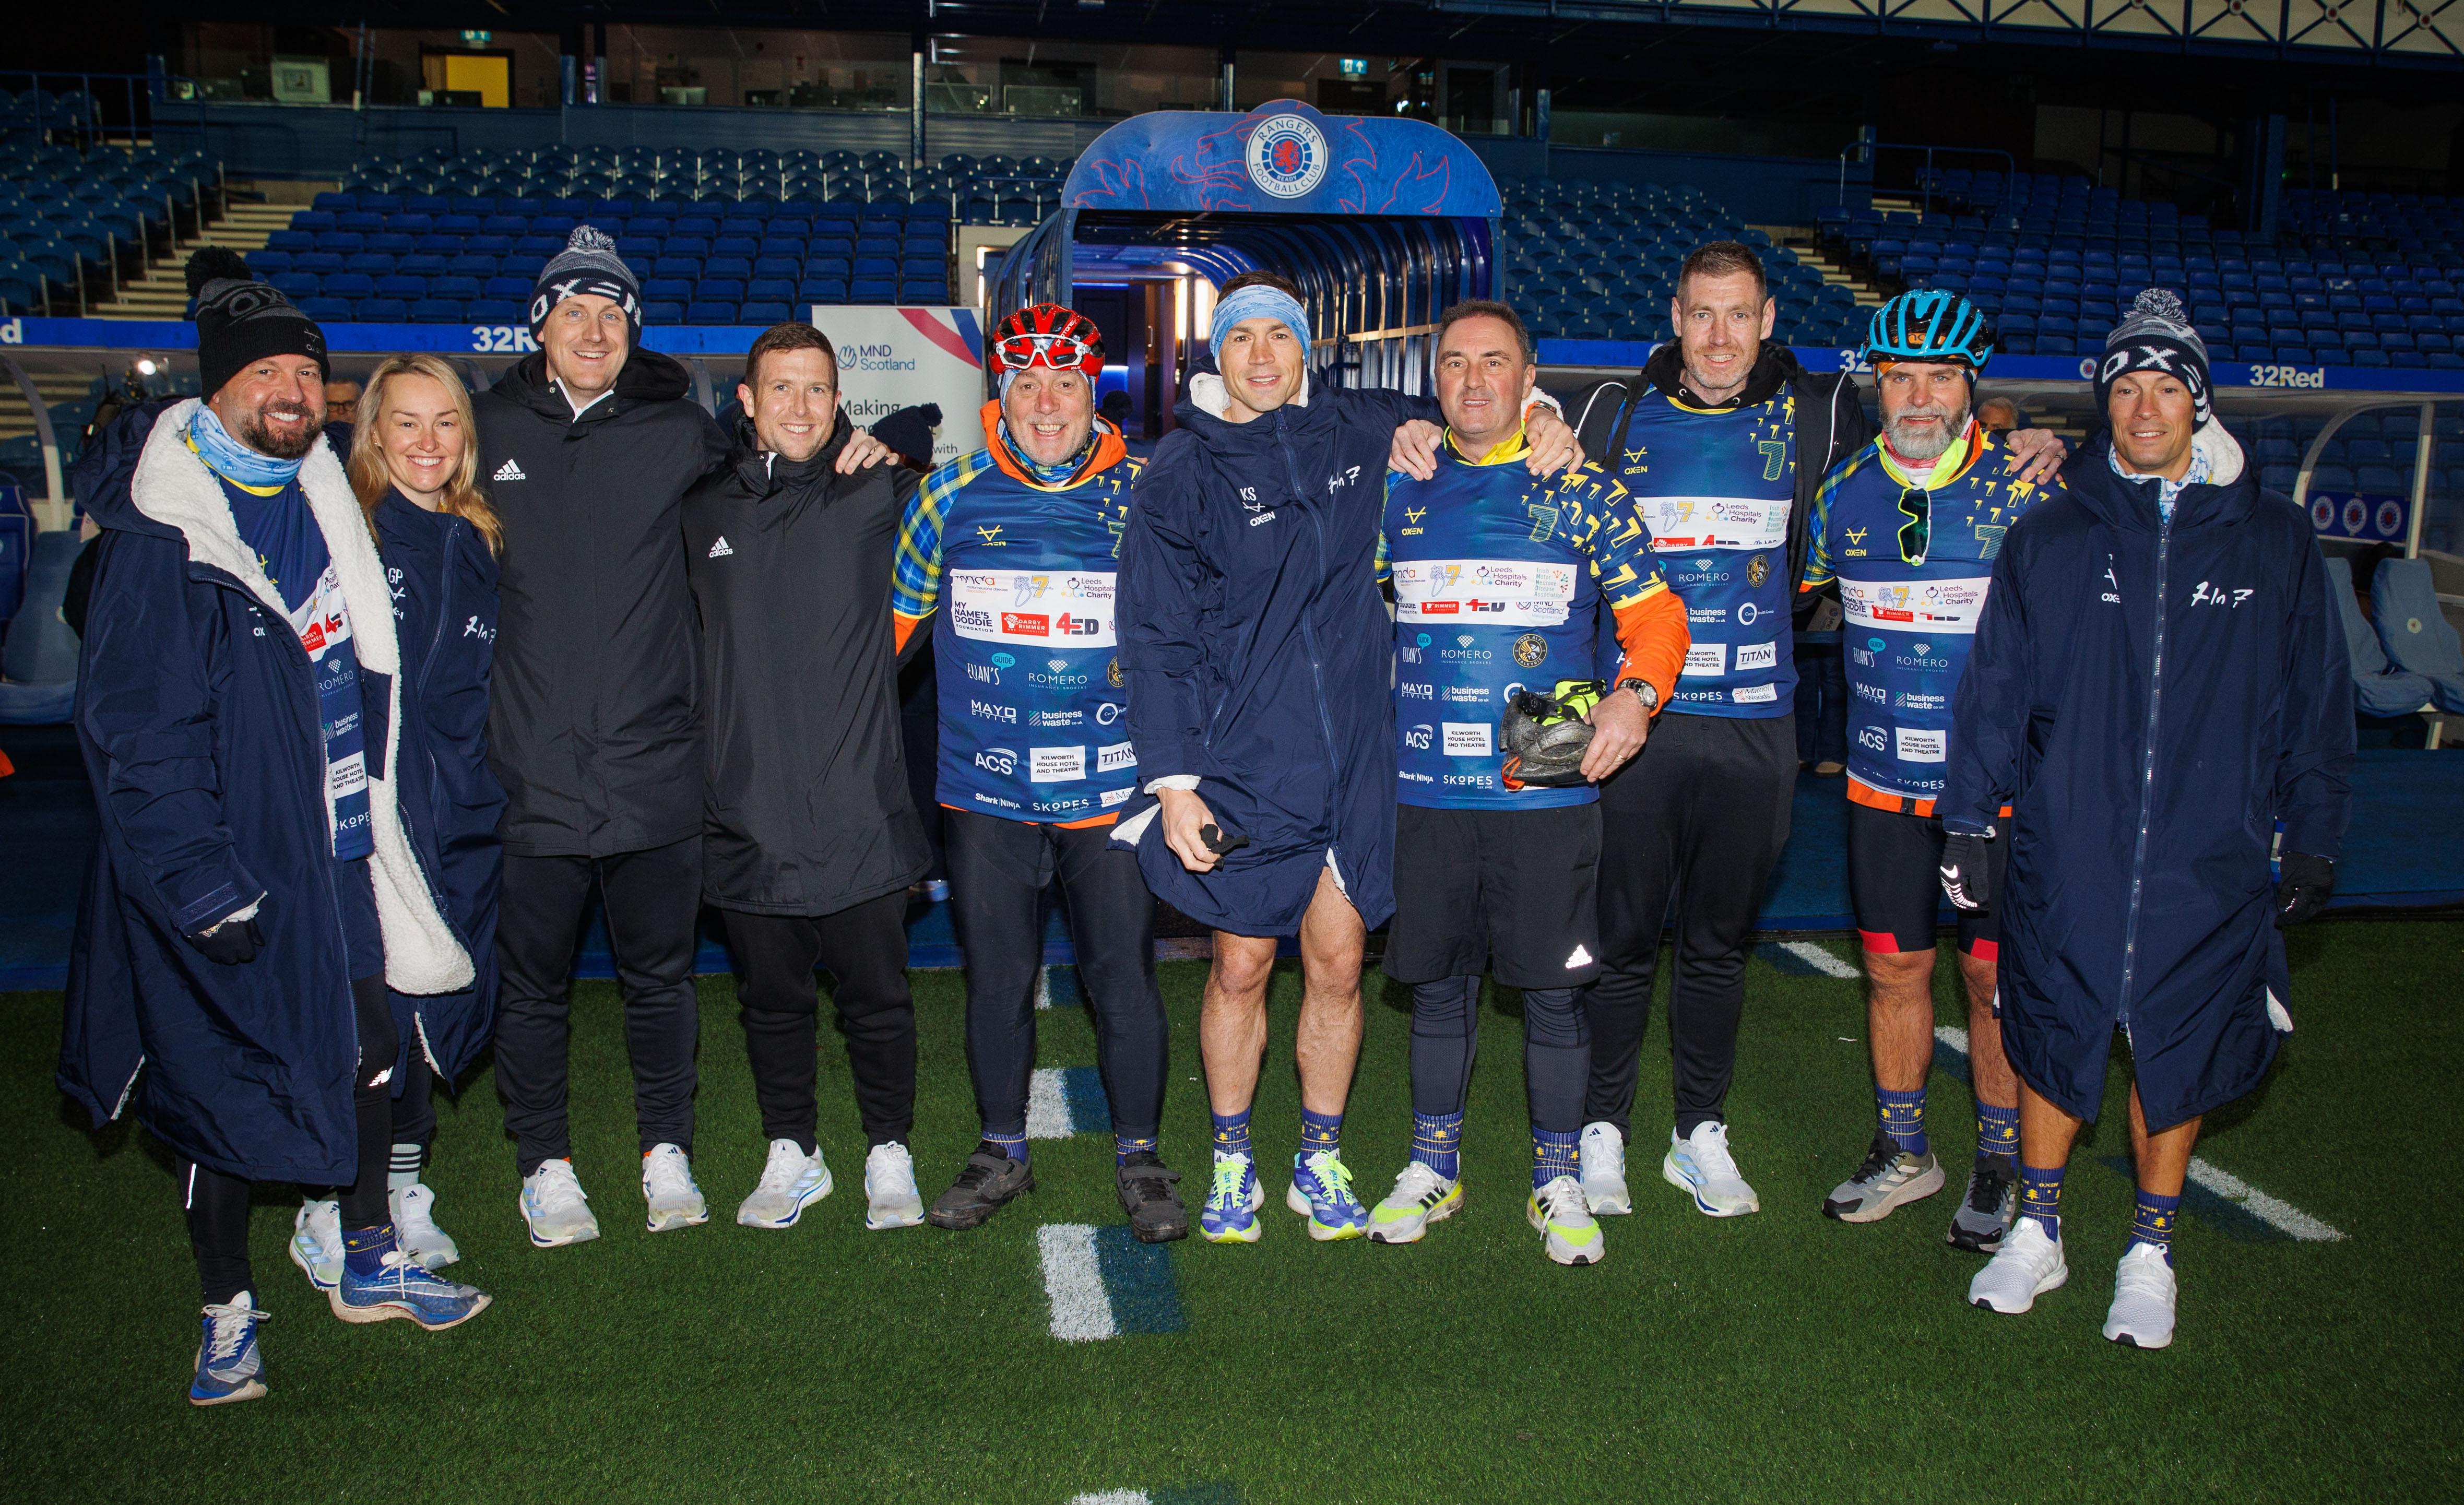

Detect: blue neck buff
[998, 418, 1096, 485]
[190, 403, 307, 490]
[1209, 285, 1311, 369]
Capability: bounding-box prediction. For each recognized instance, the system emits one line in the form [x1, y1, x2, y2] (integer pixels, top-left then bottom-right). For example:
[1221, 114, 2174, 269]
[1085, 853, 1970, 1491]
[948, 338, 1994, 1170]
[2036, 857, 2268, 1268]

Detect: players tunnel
[987, 101, 1501, 439]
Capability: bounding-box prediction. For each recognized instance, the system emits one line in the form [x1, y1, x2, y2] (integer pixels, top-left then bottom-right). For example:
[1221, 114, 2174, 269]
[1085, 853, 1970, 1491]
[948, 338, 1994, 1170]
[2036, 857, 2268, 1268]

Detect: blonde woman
[289, 354, 506, 1295]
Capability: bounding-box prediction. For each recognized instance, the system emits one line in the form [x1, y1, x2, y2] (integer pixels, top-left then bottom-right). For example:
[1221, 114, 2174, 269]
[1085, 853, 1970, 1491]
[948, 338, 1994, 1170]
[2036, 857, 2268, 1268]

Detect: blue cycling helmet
[1863, 289, 1995, 369]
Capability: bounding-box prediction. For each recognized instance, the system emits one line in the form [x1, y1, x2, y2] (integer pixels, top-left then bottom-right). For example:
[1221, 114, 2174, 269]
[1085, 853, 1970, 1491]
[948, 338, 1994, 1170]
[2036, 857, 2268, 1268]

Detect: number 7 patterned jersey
[1801, 422, 2058, 815]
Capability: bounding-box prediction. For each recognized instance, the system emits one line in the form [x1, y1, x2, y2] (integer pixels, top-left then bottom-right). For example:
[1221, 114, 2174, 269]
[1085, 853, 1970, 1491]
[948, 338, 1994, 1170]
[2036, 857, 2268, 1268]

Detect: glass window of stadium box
[601, 27, 912, 110]
[181, 24, 564, 108]
[1233, 54, 1432, 120]
[913, 39, 1215, 119]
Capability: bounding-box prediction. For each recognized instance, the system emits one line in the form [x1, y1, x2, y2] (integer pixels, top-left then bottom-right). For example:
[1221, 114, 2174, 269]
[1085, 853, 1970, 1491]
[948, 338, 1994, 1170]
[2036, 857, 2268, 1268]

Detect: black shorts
[1383, 802, 1602, 988]
[1846, 801, 1999, 959]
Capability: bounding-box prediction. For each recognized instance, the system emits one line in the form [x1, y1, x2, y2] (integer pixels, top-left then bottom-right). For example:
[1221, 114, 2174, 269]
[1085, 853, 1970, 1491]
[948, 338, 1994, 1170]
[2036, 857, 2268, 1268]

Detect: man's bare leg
[1293, 869, 1367, 1116]
[2125, 1085, 2202, 1199]
[1960, 952, 2016, 1109]
[1199, 932, 1278, 1118]
[1863, 946, 1935, 1093]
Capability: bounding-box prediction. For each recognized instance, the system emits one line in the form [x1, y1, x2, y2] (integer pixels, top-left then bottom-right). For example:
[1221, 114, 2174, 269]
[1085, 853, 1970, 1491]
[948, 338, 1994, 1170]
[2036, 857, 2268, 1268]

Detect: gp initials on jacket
[2188, 580, 2256, 608]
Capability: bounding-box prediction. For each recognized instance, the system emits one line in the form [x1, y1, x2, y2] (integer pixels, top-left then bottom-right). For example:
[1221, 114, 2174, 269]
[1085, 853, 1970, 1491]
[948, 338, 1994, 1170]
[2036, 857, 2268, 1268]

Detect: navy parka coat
[375, 491, 506, 1081]
[1942, 429, 2354, 1129]
[1116, 377, 1440, 935]
[58, 405, 471, 1184]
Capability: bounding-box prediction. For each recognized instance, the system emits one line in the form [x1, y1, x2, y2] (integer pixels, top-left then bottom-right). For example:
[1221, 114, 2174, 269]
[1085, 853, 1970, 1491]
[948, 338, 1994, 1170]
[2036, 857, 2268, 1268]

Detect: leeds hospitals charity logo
[1246, 113, 1328, 199]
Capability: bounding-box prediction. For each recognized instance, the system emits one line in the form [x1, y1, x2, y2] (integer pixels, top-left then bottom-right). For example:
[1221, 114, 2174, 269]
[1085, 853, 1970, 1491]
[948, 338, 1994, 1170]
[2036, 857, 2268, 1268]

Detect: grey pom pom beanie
[529, 224, 641, 337]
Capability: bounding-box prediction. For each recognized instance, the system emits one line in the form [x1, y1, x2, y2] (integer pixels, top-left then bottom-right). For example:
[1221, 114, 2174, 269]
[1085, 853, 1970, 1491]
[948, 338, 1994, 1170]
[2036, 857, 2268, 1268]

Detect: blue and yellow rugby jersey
[893, 406, 1141, 827]
[1379, 427, 1688, 810]
[1593, 386, 1799, 716]
[1800, 421, 2057, 816]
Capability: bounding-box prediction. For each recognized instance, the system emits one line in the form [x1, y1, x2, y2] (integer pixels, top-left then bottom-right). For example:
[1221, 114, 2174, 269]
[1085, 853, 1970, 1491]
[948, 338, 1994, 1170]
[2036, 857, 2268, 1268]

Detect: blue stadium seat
[356, 297, 408, 322]
[643, 300, 685, 324]
[466, 299, 523, 322]
[410, 299, 468, 324]
[739, 300, 792, 325]
[298, 296, 353, 322]
[685, 301, 740, 324]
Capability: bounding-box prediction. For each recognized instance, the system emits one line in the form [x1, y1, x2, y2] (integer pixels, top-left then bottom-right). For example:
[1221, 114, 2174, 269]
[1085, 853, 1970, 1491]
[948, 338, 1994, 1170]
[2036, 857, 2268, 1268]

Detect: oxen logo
[1246, 113, 1329, 198]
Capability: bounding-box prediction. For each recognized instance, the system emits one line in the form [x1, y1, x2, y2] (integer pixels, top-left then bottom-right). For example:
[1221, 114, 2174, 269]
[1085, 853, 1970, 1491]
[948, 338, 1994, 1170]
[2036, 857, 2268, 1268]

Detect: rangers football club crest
[1513, 633, 1548, 668]
[1746, 553, 1770, 588]
[1246, 113, 1329, 199]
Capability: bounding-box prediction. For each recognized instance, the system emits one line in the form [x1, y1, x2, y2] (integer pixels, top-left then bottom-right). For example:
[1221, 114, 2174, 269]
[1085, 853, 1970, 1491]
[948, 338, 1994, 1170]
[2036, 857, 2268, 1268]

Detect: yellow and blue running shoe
[1201, 1151, 1264, 1243]
[1285, 1149, 1370, 1241]
[188, 1292, 270, 1407]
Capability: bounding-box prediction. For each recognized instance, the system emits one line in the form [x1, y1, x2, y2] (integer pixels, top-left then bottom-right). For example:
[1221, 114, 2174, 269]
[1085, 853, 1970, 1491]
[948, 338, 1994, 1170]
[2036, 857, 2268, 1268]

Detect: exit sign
[1339, 58, 1368, 76]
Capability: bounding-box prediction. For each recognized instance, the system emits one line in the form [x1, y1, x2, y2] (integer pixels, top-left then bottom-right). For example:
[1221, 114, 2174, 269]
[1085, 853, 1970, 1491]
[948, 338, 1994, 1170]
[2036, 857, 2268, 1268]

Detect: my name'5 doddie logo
[1246, 113, 1329, 199]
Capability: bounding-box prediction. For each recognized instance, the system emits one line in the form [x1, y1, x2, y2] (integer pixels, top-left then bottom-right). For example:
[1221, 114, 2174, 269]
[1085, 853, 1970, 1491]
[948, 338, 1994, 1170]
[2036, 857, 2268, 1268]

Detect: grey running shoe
[1947, 1153, 2020, 1253]
[1116, 1152, 1189, 1243]
[1822, 1131, 1946, 1223]
[927, 1141, 1035, 1230]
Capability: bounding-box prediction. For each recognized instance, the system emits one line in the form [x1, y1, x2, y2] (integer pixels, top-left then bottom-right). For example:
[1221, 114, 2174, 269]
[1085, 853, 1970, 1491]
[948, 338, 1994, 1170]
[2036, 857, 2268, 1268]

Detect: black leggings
[182, 973, 398, 1304]
[1409, 975, 1590, 1133]
[724, 895, 917, 1152]
[945, 809, 1167, 1143]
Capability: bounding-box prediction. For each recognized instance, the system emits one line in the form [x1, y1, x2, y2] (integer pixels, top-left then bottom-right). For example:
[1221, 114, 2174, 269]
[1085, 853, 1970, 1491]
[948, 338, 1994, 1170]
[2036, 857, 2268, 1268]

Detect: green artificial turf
[3, 921, 2459, 1503]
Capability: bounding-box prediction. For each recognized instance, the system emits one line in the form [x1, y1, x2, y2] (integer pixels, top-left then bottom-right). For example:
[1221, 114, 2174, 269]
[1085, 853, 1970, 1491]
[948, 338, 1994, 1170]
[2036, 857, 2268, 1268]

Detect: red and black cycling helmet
[992, 302, 1104, 381]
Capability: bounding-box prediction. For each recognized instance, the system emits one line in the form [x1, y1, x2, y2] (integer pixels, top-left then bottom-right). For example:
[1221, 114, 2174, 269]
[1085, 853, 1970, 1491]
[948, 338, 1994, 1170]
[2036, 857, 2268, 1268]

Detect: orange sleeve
[1607, 586, 1688, 714]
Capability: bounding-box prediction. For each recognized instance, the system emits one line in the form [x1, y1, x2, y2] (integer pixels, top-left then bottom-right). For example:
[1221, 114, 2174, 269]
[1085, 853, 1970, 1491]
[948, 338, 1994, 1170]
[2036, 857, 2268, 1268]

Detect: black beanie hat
[871, 403, 942, 469]
[2095, 288, 2212, 429]
[185, 247, 328, 400]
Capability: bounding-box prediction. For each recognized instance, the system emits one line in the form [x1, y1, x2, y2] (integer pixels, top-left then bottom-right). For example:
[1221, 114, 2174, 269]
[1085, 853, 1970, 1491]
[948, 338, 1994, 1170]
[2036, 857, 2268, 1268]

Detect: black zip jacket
[1569, 342, 1874, 612]
[474, 349, 729, 858]
[682, 415, 930, 916]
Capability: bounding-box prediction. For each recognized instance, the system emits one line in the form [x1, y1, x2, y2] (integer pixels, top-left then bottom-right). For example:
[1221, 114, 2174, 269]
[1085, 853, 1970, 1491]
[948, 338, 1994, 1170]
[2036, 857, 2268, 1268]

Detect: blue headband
[1209, 285, 1311, 368]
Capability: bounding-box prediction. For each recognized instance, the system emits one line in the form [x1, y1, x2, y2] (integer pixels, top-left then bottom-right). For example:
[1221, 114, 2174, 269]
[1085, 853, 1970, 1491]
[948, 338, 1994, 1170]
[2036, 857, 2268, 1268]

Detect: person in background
[1945, 290, 2351, 1348]
[872, 402, 943, 472]
[324, 378, 363, 426]
[1976, 396, 2022, 433]
[683, 322, 922, 1235]
[61, 252, 487, 1408]
[281, 354, 508, 1295]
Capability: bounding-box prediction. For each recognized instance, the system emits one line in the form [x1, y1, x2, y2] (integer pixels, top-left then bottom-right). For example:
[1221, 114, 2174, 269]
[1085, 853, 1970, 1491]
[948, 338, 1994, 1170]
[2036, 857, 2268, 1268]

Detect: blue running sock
[1532, 1128, 1580, 1190]
[1877, 1086, 1928, 1156]
[1299, 1107, 1342, 1159]
[1115, 1133, 1158, 1167]
[1211, 1108, 1252, 1159]
[1411, 1111, 1464, 1179]
[341, 1223, 397, 1278]
[2129, 1188, 2183, 1265]
[2018, 1163, 2066, 1239]
[1975, 1101, 2021, 1161]
[986, 1130, 1028, 1164]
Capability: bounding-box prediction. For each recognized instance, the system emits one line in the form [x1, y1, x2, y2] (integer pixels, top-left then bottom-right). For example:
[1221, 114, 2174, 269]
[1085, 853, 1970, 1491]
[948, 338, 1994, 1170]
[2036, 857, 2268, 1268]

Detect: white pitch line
[1035, 967, 1052, 1011]
[1932, 1027, 2344, 1242]
[2186, 1157, 2346, 1241]
[1025, 1068, 1073, 1140]
[1067, 1494, 1152, 1504]
[1038, 1224, 1118, 1342]
[1777, 939, 1863, 978]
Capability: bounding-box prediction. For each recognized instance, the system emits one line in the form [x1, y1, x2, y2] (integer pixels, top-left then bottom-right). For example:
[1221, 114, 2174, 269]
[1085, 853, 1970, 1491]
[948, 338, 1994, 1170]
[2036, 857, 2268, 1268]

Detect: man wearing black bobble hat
[1942, 288, 2352, 1350]
[476, 227, 894, 1248]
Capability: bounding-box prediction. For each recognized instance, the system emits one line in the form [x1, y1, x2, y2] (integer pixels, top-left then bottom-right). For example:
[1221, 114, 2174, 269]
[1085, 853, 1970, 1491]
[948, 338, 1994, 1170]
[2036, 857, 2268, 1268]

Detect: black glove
[188, 916, 264, 966]
[1940, 830, 1998, 915]
[2275, 851, 2335, 928]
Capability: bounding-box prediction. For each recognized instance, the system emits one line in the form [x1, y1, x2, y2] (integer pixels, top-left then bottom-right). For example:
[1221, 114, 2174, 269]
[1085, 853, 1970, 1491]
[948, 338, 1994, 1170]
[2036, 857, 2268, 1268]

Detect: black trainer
[1947, 1152, 2020, 1253]
[927, 1141, 1035, 1230]
[1116, 1152, 1188, 1243]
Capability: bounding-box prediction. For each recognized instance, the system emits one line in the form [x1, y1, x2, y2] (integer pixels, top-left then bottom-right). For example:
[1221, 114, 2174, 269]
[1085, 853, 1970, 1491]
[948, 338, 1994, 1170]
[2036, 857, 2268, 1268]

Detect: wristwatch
[1616, 676, 1659, 712]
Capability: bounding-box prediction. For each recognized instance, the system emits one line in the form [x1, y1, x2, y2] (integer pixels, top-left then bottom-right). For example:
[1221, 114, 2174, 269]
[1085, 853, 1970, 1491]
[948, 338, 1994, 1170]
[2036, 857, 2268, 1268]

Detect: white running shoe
[1579, 1122, 1631, 1216]
[737, 1139, 835, 1230]
[288, 1199, 342, 1291]
[518, 1159, 601, 1248]
[1367, 1162, 1463, 1244]
[390, 1182, 461, 1271]
[863, 1141, 927, 1230]
[1662, 1121, 1760, 1217]
[641, 1144, 710, 1232]
[2101, 1242, 2179, 1348]
[1968, 1217, 2069, 1314]
[1528, 1175, 1608, 1266]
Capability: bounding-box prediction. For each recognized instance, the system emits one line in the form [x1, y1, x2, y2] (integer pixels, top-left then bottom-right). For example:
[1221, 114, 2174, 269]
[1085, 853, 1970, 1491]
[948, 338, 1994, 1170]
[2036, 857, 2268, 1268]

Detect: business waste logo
[1246, 113, 1329, 199]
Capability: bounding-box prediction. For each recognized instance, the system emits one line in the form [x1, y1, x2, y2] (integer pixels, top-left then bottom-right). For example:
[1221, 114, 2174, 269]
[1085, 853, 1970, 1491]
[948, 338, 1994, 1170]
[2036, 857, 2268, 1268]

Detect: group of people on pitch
[58, 224, 2349, 1409]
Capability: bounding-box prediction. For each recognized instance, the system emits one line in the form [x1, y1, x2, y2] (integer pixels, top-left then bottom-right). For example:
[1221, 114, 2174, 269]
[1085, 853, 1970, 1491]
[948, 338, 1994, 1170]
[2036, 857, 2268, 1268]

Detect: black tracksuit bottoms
[493, 835, 704, 1177]
[1582, 710, 1796, 1140]
[722, 893, 916, 1153]
[944, 808, 1167, 1142]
